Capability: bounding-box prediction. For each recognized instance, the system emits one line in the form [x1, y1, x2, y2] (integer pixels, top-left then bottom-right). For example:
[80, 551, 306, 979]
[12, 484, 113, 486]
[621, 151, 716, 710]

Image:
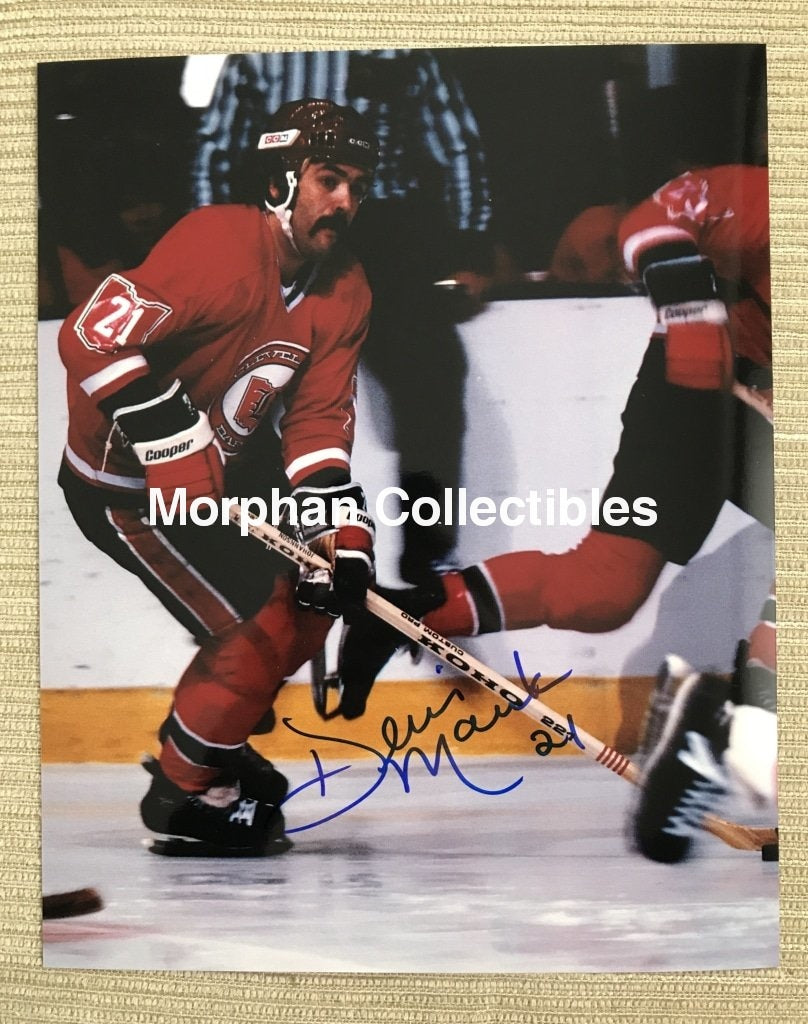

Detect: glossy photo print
[38, 44, 778, 971]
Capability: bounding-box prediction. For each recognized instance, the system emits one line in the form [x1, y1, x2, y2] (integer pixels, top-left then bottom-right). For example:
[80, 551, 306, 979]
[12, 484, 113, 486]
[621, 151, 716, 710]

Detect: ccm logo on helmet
[257, 129, 301, 150]
[349, 137, 372, 149]
[144, 439, 194, 462]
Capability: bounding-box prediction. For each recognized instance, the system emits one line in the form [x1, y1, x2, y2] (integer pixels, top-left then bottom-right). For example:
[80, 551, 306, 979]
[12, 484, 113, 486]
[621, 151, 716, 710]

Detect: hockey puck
[42, 887, 104, 919]
[761, 842, 779, 862]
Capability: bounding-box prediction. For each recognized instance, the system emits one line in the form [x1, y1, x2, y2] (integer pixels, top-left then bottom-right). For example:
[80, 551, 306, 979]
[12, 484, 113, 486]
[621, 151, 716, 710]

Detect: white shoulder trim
[622, 226, 695, 275]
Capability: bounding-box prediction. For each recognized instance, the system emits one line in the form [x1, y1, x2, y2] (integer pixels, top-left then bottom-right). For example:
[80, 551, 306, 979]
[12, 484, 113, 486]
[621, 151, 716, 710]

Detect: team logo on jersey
[233, 375, 280, 432]
[654, 175, 735, 225]
[75, 274, 172, 354]
[213, 342, 306, 453]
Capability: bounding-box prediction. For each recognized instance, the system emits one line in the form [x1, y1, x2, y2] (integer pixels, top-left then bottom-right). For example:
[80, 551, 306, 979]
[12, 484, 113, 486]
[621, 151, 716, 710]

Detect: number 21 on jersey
[75, 274, 172, 354]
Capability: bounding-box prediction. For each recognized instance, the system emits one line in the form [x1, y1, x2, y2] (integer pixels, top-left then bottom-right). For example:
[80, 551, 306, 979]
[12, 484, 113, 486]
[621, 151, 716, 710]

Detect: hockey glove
[644, 255, 733, 390]
[111, 379, 224, 506]
[293, 481, 375, 617]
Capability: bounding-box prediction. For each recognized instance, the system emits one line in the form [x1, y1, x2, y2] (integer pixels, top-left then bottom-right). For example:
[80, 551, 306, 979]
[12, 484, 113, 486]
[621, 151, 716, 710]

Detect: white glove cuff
[131, 411, 214, 465]
[659, 299, 728, 327]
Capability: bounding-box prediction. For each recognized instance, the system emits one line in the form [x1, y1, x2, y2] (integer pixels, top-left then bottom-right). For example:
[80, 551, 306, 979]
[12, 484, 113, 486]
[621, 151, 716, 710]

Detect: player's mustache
[310, 213, 349, 238]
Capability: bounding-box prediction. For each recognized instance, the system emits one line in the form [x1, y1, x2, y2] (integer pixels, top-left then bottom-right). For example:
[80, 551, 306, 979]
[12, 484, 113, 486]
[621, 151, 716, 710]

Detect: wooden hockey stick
[230, 508, 777, 853]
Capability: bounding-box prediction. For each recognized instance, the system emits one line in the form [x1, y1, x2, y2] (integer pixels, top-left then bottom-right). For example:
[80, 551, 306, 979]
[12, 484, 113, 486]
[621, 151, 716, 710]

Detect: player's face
[290, 161, 371, 260]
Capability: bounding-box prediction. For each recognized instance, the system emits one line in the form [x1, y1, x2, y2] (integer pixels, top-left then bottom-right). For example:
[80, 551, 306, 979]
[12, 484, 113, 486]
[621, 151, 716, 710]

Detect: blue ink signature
[510, 650, 584, 757]
[280, 651, 583, 832]
[512, 649, 573, 698]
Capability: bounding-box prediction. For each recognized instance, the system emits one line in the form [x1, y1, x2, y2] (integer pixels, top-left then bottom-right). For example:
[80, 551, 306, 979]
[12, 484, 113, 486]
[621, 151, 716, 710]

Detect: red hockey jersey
[58, 205, 371, 494]
[619, 165, 771, 368]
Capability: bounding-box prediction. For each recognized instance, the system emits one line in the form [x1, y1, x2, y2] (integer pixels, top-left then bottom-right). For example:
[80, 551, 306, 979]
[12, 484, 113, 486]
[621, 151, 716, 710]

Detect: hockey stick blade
[702, 818, 777, 852]
[230, 509, 776, 853]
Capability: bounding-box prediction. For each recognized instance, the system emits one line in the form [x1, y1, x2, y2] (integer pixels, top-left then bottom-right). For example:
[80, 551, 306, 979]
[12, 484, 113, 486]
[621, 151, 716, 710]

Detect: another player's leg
[630, 593, 777, 863]
[629, 658, 732, 864]
[337, 530, 664, 719]
[338, 336, 734, 718]
[724, 588, 778, 806]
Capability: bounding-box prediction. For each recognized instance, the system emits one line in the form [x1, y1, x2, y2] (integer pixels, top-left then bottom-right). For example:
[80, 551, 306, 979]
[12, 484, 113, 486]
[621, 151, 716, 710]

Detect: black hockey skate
[140, 757, 292, 858]
[635, 654, 690, 764]
[630, 661, 731, 864]
[231, 742, 289, 805]
[333, 581, 445, 720]
[158, 717, 288, 806]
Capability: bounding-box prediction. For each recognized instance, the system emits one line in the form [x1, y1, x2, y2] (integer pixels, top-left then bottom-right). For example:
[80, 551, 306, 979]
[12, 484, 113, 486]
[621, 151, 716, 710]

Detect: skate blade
[145, 834, 293, 858]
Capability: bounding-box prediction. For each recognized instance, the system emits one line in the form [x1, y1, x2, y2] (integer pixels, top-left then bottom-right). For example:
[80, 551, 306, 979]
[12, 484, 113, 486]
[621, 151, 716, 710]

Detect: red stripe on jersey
[107, 508, 240, 637]
[286, 453, 351, 488]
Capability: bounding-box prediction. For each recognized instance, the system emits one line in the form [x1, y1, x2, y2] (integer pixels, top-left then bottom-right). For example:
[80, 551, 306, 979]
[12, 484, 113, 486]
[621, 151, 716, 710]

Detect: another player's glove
[292, 481, 375, 617]
[643, 255, 733, 390]
[109, 378, 224, 506]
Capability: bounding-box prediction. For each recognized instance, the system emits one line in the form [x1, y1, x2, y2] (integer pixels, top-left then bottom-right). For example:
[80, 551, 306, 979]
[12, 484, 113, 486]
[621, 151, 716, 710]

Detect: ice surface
[42, 759, 778, 973]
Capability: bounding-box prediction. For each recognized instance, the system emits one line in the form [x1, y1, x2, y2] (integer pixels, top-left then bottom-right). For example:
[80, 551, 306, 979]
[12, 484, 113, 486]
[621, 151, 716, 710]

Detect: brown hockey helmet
[257, 98, 379, 178]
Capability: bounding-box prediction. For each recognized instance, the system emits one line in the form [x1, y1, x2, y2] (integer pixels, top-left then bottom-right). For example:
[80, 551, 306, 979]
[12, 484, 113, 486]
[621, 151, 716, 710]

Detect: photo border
[2, 2, 805, 1020]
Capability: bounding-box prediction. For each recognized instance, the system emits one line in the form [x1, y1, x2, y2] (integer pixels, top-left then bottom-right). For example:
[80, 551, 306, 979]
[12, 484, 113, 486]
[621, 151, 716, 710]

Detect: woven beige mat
[1, 2, 805, 1020]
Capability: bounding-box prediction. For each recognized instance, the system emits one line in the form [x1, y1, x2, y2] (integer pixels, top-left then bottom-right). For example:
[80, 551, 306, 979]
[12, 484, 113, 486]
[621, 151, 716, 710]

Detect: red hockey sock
[425, 531, 665, 638]
[161, 575, 331, 791]
[424, 569, 477, 636]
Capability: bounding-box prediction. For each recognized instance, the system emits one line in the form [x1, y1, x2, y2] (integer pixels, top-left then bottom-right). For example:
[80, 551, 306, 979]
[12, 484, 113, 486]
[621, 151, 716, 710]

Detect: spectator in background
[190, 49, 510, 583]
[39, 182, 180, 319]
[548, 203, 630, 286]
[38, 206, 122, 320]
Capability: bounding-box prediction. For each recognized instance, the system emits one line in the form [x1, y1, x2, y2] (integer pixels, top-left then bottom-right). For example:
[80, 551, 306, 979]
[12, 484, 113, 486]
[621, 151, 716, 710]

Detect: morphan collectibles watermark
[148, 486, 659, 534]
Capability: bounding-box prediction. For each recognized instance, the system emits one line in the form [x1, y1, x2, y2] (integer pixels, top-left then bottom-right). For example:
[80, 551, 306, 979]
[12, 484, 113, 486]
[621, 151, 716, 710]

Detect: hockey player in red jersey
[58, 99, 379, 854]
[629, 592, 776, 864]
[338, 164, 776, 860]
